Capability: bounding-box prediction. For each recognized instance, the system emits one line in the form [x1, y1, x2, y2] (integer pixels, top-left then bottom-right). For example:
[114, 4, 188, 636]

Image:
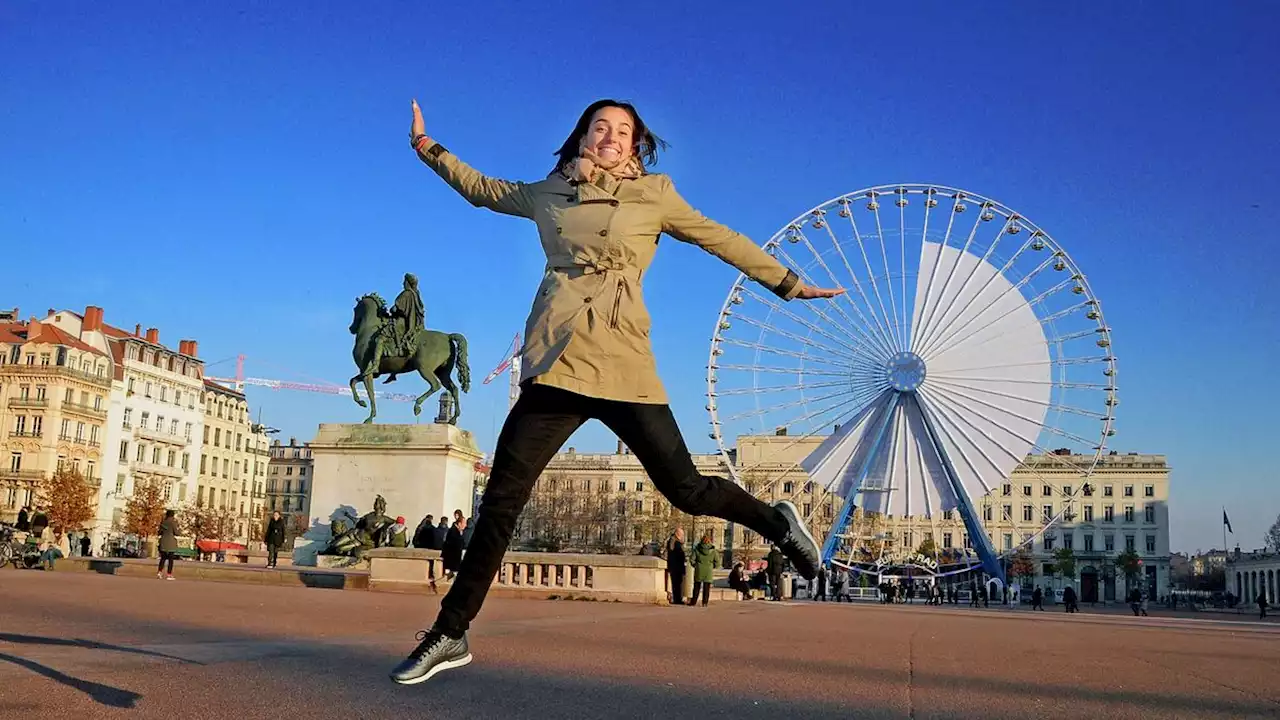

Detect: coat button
[597, 229, 607, 237]
[583, 297, 592, 303]
[609, 200, 619, 207]
[556, 226, 563, 234]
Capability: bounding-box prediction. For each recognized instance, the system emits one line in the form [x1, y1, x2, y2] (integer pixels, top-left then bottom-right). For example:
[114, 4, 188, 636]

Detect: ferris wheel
[706, 184, 1117, 583]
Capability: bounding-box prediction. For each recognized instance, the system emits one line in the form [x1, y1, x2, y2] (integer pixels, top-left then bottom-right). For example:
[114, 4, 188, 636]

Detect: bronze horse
[348, 293, 470, 423]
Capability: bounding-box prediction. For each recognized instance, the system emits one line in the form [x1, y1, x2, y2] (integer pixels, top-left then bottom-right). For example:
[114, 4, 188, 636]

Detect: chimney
[83, 306, 104, 332]
[145, 327, 159, 344]
[134, 324, 141, 337]
[178, 339, 198, 356]
[27, 318, 42, 338]
[616, 439, 624, 455]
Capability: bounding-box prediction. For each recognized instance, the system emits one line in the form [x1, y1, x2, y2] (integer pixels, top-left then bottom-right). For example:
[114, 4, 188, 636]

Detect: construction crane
[482, 333, 522, 412]
[207, 355, 419, 402]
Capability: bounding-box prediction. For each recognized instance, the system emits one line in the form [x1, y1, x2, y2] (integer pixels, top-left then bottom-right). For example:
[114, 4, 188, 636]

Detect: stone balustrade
[365, 548, 669, 604]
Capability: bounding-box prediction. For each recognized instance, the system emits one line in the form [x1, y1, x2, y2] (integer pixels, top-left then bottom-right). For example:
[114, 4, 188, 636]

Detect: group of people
[409, 510, 471, 580]
[8, 505, 65, 570]
[663, 529, 798, 606]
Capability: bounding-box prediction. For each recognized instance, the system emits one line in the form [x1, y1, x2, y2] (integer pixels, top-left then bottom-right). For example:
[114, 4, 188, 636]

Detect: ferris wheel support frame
[912, 394, 1004, 583]
[820, 392, 900, 562]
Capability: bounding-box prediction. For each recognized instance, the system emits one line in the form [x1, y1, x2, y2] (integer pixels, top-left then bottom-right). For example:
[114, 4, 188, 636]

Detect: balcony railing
[8, 430, 42, 439]
[0, 468, 46, 482]
[61, 400, 107, 419]
[0, 364, 112, 388]
[7, 397, 48, 409]
[132, 460, 185, 479]
[135, 426, 190, 447]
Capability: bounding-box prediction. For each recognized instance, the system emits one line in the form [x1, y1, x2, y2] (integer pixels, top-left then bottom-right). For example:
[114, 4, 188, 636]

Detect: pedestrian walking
[1257, 592, 1269, 619]
[689, 532, 717, 607]
[157, 509, 179, 580]
[389, 98, 832, 685]
[264, 510, 286, 568]
[665, 528, 687, 605]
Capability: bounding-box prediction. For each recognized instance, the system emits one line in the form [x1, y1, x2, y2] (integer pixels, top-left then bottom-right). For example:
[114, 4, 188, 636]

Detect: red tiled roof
[28, 324, 106, 356]
[101, 323, 133, 339]
[0, 321, 106, 356]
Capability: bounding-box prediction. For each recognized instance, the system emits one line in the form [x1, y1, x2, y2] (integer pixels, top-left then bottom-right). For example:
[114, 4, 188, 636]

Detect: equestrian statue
[348, 273, 471, 424]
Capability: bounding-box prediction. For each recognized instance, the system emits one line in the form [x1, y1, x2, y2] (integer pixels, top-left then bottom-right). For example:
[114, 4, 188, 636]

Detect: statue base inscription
[294, 422, 482, 566]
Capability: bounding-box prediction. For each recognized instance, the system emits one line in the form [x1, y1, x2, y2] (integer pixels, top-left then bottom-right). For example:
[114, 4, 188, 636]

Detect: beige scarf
[559, 147, 644, 185]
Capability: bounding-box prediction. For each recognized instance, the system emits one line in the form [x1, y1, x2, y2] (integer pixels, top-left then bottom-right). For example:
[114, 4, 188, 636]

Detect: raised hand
[796, 285, 845, 301]
[410, 99, 427, 144]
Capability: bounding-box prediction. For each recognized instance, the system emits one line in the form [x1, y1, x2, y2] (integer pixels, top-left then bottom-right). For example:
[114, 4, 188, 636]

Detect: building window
[1043, 534, 1055, 551]
[152, 447, 161, 464]
[136, 444, 146, 462]
[1002, 483, 1012, 496]
[1002, 504, 1012, 520]
[1083, 505, 1094, 522]
[802, 502, 812, 517]
[170, 420, 178, 436]
[942, 533, 952, 549]
[1042, 504, 1053, 521]
[1002, 533, 1012, 550]
[1062, 533, 1073, 550]
[1022, 485, 1032, 497]
[983, 506, 992, 522]
[1124, 506, 1135, 523]
[1103, 505, 1114, 522]
[167, 450, 176, 468]
[783, 481, 793, 494]
[1144, 505, 1155, 523]
[1143, 485, 1154, 498]
[1104, 534, 1115, 552]
[1042, 484, 1052, 497]
[1103, 485, 1114, 497]
[9, 452, 20, 471]
[1123, 485, 1134, 497]
[1022, 505, 1033, 522]
[1145, 535, 1155, 553]
[185, 423, 192, 440]
[145, 382, 153, 398]
[1083, 534, 1094, 552]
[119, 441, 129, 461]
[140, 412, 149, 430]
[1124, 535, 1135, 551]
[963, 533, 971, 549]
[943, 510, 953, 521]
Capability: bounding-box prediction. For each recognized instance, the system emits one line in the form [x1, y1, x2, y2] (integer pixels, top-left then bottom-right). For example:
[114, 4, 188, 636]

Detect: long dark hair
[551, 99, 668, 174]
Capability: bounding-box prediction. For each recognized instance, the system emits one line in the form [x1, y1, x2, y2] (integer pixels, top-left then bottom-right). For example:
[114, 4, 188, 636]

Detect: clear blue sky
[3, 2, 1276, 553]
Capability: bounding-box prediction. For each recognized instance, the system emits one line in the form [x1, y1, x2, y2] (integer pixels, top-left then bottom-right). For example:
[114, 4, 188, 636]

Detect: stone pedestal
[293, 422, 482, 566]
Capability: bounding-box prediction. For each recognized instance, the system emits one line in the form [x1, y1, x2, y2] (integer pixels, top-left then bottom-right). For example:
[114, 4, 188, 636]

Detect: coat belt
[549, 262, 642, 284]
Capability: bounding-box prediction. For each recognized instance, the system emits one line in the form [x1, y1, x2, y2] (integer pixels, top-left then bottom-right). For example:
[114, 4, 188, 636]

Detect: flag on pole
[1223, 510, 1233, 534]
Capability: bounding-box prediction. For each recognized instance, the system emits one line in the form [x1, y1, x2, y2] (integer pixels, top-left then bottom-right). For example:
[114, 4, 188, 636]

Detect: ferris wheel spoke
[737, 286, 884, 366]
[917, 387, 1026, 471]
[914, 210, 1019, 354]
[918, 251, 1059, 360]
[773, 238, 899, 359]
[842, 200, 905, 353]
[713, 363, 856, 378]
[928, 375, 1113, 394]
[720, 384, 870, 424]
[870, 198, 905, 351]
[1052, 326, 1111, 344]
[729, 314, 861, 365]
[912, 204, 984, 353]
[796, 224, 903, 359]
[717, 338, 859, 369]
[925, 382, 1101, 449]
[732, 389, 888, 495]
[824, 202, 904, 357]
[926, 377, 1110, 422]
[715, 379, 855, 397]
[920, 355, 1113, 374]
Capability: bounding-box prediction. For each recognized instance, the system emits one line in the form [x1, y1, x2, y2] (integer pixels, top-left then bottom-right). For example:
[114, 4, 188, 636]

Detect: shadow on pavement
[0, 652, 142, 709]
[0, 633, 204, 665]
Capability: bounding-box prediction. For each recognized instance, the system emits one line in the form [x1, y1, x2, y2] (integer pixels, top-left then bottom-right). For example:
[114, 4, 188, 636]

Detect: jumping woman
[391, 98, 844, 685]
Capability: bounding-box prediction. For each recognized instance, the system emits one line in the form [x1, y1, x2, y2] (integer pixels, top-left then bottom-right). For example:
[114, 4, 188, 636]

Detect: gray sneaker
[775, 500, 820, 580]
[389, 628, 472, 685]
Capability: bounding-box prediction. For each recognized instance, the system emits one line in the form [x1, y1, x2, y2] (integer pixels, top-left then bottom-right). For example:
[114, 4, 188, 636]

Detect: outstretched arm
[409, 99, 534, 219]
[658, 176, 842, 301]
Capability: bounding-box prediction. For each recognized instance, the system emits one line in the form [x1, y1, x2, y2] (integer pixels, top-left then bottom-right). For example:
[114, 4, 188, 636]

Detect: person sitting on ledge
[389, 96, 839, 686]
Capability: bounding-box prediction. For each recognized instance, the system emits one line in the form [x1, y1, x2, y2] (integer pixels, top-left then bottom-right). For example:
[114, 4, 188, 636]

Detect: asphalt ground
[2, 570, 1277, 719]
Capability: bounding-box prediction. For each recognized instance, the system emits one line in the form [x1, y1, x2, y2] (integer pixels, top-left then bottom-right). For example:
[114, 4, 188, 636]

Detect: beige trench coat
[417, 142, 802, 404]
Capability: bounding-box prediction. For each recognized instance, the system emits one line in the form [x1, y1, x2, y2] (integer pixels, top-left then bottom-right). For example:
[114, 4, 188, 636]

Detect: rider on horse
[372, 273, 425, 372]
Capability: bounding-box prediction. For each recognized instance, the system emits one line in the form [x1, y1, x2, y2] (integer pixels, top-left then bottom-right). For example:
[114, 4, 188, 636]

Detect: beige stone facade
[266, 437, 313, 525]
[198, 380, 271, 544]
[0, 315, 113, 523]
[518, 438, 1172, 600]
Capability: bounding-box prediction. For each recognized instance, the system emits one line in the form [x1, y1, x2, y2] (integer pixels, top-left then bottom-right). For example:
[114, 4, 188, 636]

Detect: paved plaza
[2, 571, 1278, 719]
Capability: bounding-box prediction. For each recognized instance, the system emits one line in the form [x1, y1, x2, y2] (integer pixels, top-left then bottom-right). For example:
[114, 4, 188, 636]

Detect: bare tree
[1265, 514, 1280, 552]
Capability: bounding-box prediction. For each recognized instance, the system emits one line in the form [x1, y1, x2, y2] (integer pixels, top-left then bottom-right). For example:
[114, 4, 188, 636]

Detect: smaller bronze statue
[322, 495, 397, 559]
[347, 273, 472, 425]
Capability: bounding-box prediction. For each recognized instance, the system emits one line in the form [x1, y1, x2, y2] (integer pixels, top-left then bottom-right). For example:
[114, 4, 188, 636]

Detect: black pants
[669, 570, 686, 605]
[157, 551, 175, 575]
[435, 384, 789, 635]
[267, 544, 279, 567]
[691, 581, 711, 606]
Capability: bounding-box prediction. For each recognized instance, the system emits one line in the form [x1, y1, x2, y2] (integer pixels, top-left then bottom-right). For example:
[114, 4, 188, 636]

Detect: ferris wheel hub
[885, 352, 927, 393]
